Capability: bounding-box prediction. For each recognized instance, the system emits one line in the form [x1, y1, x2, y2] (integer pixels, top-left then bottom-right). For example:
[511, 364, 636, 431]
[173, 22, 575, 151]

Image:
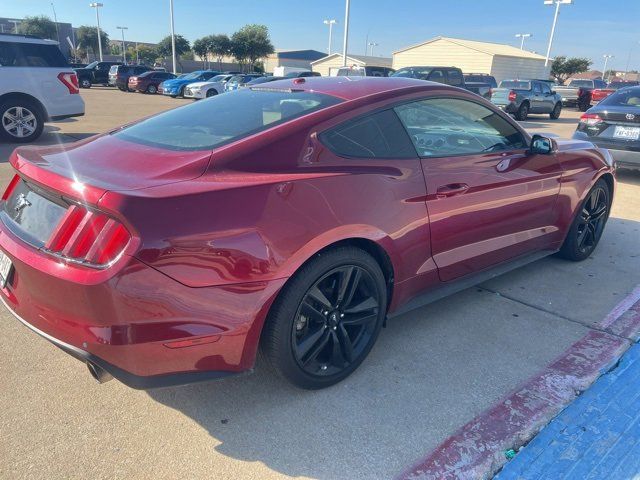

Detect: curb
[396, 285, 640, 480]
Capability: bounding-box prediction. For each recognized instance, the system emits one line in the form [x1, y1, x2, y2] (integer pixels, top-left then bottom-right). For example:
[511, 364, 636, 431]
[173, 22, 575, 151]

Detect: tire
[0, 97, 45, 143]
[179, 86, 186, 98]
[558, 178, 611, 261]
[147, 84, 157, 94]
[261, 247, 387, 389]
[515, 102, 529, 121]
[80, 78, 91, 88]
[579, 101, 591, 112]
[549, 102, 562, 120]
[205, 89, 217, 98]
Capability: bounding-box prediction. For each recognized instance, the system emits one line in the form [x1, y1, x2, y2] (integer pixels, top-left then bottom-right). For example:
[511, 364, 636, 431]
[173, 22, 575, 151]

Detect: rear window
[568, 80, 593, 88]
[499, 80, 531, 90]
[114, 89, 342, 151]
[109, 65, 119, 74]
[391, 68, 433, 80]
[599, 87, 640, 107]
[0, 42, 67, 67]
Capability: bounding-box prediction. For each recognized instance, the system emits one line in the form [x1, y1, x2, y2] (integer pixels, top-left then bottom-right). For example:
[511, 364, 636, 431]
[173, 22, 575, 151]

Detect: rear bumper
[610, 149, 640, 169]
[572, 132, 640, 169]
[493, 102, 518, 114]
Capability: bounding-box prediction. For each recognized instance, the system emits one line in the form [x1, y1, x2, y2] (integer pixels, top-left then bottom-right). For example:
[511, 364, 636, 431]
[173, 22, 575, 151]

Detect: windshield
[181, 72, 201, 80]
[209, 75, 226, 82]
[568, 80, 593, 88]
[391, 68, 433, 79]
[599, 87, 640, 107]
[499, 81, 531, 90]
[85, 61, 99, 69]
[114, 89, 342, 151]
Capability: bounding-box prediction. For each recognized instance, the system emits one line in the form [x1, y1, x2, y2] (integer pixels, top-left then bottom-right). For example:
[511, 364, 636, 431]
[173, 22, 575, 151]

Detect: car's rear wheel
[558, 179, 611, 261]
[206, 89, 217, 98]
[578, 99, 591, 112]
[550, 102, 562, 119]
[0, 99, 44, 143]
[80, 78, 91, 88]
[262, 247, 387, 389]
[147, 84, 157, 94]
[515, 102, 529, 121]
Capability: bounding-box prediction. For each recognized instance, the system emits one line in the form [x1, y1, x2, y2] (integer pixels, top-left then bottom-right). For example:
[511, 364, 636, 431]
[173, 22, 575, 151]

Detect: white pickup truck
[0, 33, 84, 143]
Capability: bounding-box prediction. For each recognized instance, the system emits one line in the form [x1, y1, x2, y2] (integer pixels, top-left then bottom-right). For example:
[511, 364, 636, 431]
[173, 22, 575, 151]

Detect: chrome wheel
[2, 106, 37, 139]
[576, 186, 608, 253]
[80, 79, 91, 88]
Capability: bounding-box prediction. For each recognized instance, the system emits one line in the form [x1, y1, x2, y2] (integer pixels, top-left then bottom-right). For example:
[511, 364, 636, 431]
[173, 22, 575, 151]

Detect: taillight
[508, 90, 517, 102]
[2, 174, 20, 201]
[57, 72, 79, 94]
[579, 113, 603, 126]
[44, 204, 130, 267]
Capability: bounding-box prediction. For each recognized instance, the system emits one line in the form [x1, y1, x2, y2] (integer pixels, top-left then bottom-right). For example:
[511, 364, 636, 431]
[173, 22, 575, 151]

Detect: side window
[367, 67, 385, 77]
[320, 109, 417, 159]
[532, 82, 542, 94]
[428, 70, 445, 84]
[446, 69, 464, 86]
[541, 83, 551, 94]
[394, 98, 527, 157]
[0, 42, 66, 67]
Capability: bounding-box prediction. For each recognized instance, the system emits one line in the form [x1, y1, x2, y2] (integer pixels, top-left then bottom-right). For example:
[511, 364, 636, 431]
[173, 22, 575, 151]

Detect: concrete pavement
[0, 89, 639, 479]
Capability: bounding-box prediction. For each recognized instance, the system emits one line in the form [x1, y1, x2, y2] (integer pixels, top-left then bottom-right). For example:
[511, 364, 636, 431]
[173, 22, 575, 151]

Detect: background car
[555, 78, 606, 111]
[160, 70, 221, 98]
[335, 65, 395, 77]
[284, 71, 321, 78]
[183, 74, 234, 99]
[244, 76, 286, 86]
[491, 79, 563, 120]
[392, 66, 492, 97]
[224, 74, 264, 91]
[464, 73, 498, 88]
[129, 71, 176, 94]
[109, 64, 152, 91]
[0, 33, 84, 143]
[75, 60, 122, 88]
[573, 86, 640, 170]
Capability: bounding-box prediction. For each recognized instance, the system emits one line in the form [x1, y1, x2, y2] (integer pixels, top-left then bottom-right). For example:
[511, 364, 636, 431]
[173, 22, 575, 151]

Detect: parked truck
[490, 79, 563, 121]
[554, 78, 607, 112]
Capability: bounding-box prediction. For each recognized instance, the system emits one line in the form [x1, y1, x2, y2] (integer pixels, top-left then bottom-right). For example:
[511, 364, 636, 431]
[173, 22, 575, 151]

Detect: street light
[89, 2, 104, 62]
[116, 26, 128, 63]
[368, 42, 379, 56]
[169, 0, 177, 74]
[543, 0, 573, 67]
[342, 0, 350, 67]
[602, 54, 614, 83]
[323, 19, 337, 55]
[624, 41, 639, 80]
[515, 33, 532, 50]
[51, 3, 60, 45]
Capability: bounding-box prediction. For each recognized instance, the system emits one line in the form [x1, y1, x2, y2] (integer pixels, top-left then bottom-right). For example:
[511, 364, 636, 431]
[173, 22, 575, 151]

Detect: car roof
[252, 76, 442, 101]
[0, 33, 59, 45]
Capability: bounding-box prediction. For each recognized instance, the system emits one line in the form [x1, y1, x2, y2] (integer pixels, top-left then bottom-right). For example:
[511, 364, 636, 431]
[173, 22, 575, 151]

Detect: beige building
[311, 54, 393, 77]
[392, 36, 550, 83]
[264, 49, 326, 73]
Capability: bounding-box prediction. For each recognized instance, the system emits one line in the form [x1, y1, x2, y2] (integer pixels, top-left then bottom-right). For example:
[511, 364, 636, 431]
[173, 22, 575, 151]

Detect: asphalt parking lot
[1, 89, 639, 480]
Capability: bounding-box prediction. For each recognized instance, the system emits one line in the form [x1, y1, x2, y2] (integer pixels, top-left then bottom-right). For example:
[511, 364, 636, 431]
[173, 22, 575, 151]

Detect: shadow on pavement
[0, 128, 98, 162]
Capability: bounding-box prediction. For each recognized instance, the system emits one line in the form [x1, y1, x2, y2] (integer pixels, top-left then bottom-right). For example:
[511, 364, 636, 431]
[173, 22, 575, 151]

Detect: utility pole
[89, 3, 104, 61]
[51, 3, 60, 45]
[169, 0, 177, 74]
[117, 26, 128, 63]
[323, 19, 337, 55]
[544, 0, 573, 67]
[515, 33, 532, 50]
[342, 0, 350, 67]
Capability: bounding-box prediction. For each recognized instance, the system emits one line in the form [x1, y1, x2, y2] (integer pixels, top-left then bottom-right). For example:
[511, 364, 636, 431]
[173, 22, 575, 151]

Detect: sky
[4, 0, 640, 71]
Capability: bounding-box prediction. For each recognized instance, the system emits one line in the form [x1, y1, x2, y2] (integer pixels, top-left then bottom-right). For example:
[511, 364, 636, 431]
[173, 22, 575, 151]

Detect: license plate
[614, 125, 640, 140]
[0, 250, 13, 288]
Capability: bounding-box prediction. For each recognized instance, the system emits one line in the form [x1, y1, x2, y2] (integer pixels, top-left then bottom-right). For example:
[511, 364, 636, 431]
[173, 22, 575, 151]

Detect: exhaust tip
[86, 361, 113, 384]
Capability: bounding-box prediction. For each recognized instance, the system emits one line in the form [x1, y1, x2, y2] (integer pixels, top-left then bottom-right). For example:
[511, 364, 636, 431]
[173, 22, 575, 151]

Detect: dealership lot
[1, 88, 639, 479]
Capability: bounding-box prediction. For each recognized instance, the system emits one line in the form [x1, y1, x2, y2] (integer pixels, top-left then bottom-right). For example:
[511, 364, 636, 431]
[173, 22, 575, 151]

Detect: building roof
[393, 36, 548, 61]
[273, 49, 327, 61]
[311, 53, 393, 68]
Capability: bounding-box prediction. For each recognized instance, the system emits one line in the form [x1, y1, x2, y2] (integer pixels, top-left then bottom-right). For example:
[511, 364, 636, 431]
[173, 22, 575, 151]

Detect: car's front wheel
[147, 84, 157, 94]
[80, 78, 91, 88]
[558, 178, 611, 261]
[262, 247, 387, 389]
[0, 98, 44, 143]
[550, 102, 562, 119]
[206, 89, 217, 98]
[515, 102, 529, 121]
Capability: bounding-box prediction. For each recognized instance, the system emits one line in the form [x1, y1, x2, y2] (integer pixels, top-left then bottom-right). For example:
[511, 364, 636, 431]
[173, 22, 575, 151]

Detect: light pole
[169, 0, 177, 74]
[51, 3, 60, 45]
[368, 42, 379, 56]
[9, 20, 20, 34]
[543, 0, 573, 67]
[602, 54, 614, 83]
[515, 33, 532, 50]
[342, 0, 350, 67]
[624, 41, 639, 80]
[117, 26, 128, 63]
[323, 19, 337, 55]
[89, 2, 104, 61]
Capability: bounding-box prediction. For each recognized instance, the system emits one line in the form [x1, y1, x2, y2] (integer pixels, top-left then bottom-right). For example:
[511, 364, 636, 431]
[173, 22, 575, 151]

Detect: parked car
[463, 73, 497, 89]
[284, 71, 321, 78]
[224, 74, 264, 91]
[555, 78, 607, 111]
[0, 77, 614, 390]
[335, 65, 395, 77]
[109, 64, 152, 91]
[245, 76, 286, 86]
[591, 81, 640, 105]
[0, 33, 84, 143]
[608, 80, 640, 89]
[183, 74, 234, 99]
[160, 70, 220, 98]
[491, 79, 563, 120]
[129, 71, 176, 94]
[75, 60, 122, 88]
[392, 66, 491, 98]
[68, 62, 87, 69]
[573, 86, 640, 170]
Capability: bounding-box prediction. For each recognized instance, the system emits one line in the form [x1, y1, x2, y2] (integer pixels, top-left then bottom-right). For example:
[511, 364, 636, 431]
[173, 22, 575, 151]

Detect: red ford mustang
[0, 77, 614, 389]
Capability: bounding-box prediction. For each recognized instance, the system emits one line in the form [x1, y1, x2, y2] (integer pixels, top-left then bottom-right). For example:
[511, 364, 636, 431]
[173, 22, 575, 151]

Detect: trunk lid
[490, 88, 516, 104]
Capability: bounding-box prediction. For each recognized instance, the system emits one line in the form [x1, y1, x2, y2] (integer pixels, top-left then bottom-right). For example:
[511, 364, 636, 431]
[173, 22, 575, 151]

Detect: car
[464, 73, 497, 89]
[608, 80, 640, 90]
[392, 66, 492, 98]
[335, 65, 395, 77]
[284, 71, 321, 78]
[224, 74, 264, 92]
[555, 78, 606, 111]
[491, 79, 563, 120]
[160, 70, 220, 98]
[0, 33, 84, 143]
[109, 64, 152, 91]
[245, 76, 287, 86]
[591, 81, 640, 105]
[573, 85, 640, 170]
[183, 74, 234, 99]
[75, 60, 123, 88]
[0, 77, 614, 390]
[129, 71, 176, 94]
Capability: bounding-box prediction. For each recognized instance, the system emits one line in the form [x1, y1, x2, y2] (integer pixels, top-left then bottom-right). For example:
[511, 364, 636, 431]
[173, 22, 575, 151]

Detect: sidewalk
[495, 341, 640, 479]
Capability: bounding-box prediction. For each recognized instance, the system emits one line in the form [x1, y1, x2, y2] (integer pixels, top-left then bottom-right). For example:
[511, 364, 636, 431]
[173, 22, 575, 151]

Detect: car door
[394, 96, 563, 281]
[540, 82, 555, 112]
[531, 81, 543, 112]
[445, 69, 464, 88]
[427, 69, 446, 85]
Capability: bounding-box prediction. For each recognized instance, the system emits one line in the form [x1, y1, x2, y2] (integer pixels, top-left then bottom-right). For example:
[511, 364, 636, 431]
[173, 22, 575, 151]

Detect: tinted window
[394, 98, 526, 157]
[540, 83, 551, 94]
[428, 70, 445, 83]
[446, 69, 463, 86]
[594, 80, 607, 88]
[500, 80, 531, 90]
[0, 42, 67, 67]
[320, 109, 416, 159]
[568, 79, 593, 88]
[366, 67, 386, 77]
[115, 89, 341, 151]
[599, 87, 640, 107]
[391, 67, 433, 80]
[532, 82, 542, 94]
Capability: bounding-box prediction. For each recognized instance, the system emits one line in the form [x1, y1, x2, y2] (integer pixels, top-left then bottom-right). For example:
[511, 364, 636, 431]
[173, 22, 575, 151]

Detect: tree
[135, 44, 158, 65]
[230, 25, 274, 71]
[18, 15, 57, 40]
[206, 34, 231, 70]
[156, 34, 191, 71]
[551, 56, 592, 84]
[76, 25, 110, 60]
[192, 37, 209, 68]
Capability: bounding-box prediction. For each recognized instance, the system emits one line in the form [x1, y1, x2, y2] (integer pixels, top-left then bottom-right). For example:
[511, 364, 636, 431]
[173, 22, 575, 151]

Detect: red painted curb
[396, 287, 640, 480]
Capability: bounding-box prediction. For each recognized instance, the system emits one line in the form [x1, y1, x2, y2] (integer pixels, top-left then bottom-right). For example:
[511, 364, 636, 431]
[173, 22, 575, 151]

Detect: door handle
[436, 183, 469, 198]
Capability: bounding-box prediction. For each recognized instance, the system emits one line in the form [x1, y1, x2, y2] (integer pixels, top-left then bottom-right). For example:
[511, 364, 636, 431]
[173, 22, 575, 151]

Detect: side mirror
[529, 134, 555, 155]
